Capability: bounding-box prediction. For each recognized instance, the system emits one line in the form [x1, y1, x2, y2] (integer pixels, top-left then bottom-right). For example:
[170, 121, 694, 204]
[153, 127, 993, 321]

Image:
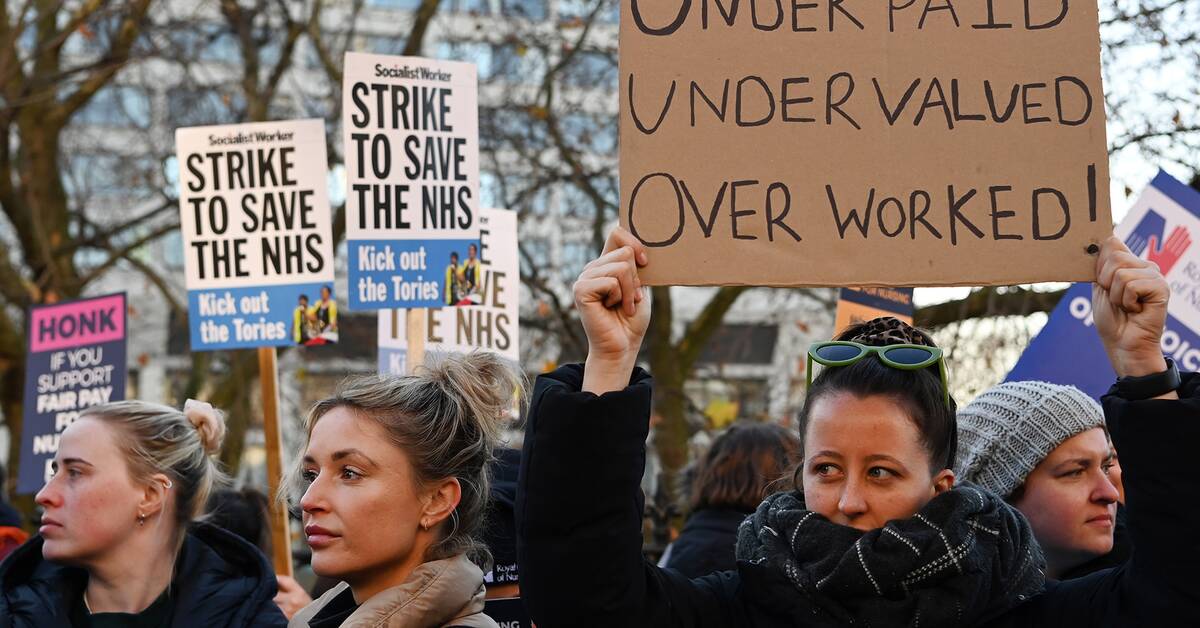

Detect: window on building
[559, 182, 605, 218]
[362, 35, 408, 56]
[483, 107, 547, 144]
[365, 0, 424, 9]
[161, 24, 241, 65]
[520, 237, 550, 276]
[500, 176, 551, 217]
[75, 85, 152, 129]
[438, 41, 494, 79]
[480, 171, 501, 208]
[491, 43, 547, 85]
[504, 0, 548, 20]
[64, 153, 160, 200]
[559, 239, 594, 282]
[557, 0, 619, 24]
[561, 112, 616, 154]
[200, 32, 242, 65]
[167, 87, 244, 127]
[61, 14, 124, 57]
[561, 50, 616, 89]
[162, 231, 185, 269]
[446, 0, 494, 14]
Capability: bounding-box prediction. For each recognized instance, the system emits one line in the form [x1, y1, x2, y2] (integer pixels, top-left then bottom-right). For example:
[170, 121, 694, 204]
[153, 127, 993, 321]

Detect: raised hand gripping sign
[176, 119, 337, 351]
[1008, 171, 1200, 397]
[621, 0, 1112, 287]
[343, 53, 482, 310]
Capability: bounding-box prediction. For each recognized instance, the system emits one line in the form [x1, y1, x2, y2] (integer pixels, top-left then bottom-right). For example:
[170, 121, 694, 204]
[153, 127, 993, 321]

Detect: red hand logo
[1146, 226, 1192, 275]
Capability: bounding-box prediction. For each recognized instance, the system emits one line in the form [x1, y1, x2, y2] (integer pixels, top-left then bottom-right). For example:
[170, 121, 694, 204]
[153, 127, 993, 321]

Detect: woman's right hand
[576, 227, 651, 394]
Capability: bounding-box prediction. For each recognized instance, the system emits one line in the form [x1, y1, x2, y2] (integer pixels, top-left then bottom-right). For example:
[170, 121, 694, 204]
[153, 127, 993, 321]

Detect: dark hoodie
[483, 447, 521, 585]
[0, 522, 287, 628]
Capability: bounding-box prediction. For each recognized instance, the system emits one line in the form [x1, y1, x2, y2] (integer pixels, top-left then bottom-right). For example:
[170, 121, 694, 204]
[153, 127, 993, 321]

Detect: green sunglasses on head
[806, 341, 950, 407]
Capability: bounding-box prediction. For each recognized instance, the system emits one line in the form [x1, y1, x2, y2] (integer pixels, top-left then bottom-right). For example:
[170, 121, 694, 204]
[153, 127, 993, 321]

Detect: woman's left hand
[1092, 235, 1171, 378]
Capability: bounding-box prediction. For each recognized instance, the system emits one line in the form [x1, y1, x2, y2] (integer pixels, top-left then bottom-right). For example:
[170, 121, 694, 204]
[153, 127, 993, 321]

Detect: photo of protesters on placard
[294, 294, 313, 345]
[310, 285, 339, 343]
[444, 244, 484, 306]
[293, 287, 339, 346]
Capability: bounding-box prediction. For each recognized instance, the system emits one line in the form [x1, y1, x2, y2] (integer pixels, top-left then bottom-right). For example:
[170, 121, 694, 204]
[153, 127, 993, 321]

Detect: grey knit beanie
[955, 381, 1105, 499]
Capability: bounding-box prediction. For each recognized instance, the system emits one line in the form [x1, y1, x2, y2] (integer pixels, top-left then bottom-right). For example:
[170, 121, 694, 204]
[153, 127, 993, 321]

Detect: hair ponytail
[81, 400, 229, 537]
[292, 351, 524, 567]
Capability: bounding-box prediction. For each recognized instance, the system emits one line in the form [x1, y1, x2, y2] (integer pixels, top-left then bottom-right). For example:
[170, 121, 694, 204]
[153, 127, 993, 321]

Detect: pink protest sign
[29, 294, 126, 353]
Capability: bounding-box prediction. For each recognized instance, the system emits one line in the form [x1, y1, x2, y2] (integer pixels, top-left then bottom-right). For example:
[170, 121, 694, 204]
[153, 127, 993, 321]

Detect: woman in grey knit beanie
[956, 381, 1120, 579]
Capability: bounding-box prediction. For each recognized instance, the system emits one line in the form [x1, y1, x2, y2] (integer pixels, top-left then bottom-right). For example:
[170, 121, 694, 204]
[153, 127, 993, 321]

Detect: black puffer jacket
[662, 509, 749, 579]
[516, 365, 1200, 628]
[0, 522, 287, 628]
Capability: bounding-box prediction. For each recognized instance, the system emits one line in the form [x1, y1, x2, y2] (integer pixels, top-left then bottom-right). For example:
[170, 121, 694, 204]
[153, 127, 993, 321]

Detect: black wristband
[1115, 357, 1181, 400]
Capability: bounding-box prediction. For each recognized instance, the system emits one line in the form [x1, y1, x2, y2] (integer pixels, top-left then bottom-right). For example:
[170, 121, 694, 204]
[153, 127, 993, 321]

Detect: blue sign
[1007, 171, 1200, 397]
[18, 294, 127, 494]
[348, 238, 480, 309]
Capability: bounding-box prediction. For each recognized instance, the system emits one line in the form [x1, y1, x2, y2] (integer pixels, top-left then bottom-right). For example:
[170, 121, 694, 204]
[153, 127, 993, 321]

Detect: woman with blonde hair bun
[288, 351, 521, 628]
[0, 399, 287, 627]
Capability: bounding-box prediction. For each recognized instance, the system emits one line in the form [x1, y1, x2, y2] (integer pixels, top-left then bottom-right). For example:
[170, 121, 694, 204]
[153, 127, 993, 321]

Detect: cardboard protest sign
[621, 1, 1111, 287]
[176, 119, 337, 351]
[835, 287, 915, 333]
[378, 209, 518, 374]
[344, 52, 481, 309]
[1007, 171, 1200, 398]
[17, 294, 126, 494]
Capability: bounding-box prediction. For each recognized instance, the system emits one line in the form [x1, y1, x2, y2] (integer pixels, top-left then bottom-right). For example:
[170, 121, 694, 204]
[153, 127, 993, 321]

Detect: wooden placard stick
[257, 346, 293, 577]
[406, 308, 428, 374]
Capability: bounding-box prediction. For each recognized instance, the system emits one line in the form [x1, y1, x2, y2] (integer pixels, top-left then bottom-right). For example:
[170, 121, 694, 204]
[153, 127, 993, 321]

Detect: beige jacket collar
[291, 554, 496, 628]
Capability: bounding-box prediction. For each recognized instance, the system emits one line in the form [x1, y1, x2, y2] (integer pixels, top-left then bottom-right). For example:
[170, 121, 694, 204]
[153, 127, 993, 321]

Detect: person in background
[0, 399, 286, 627]
[207, 488, 271, 551]
[659, 422, 800, 578]
[956, 382, 1130, 579]
[479, 448, 532, 627]
[0, 464, 28, 563]
[206, 488, 315, 619]
[287, 352, 520, 627]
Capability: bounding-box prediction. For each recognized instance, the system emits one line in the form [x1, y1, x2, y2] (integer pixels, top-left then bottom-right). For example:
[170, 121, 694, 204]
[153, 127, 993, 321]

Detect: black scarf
[735, 484, 1044, 627]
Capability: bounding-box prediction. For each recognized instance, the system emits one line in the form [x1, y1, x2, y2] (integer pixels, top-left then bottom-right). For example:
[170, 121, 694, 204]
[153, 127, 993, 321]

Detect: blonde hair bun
[183, 399, 226, 455]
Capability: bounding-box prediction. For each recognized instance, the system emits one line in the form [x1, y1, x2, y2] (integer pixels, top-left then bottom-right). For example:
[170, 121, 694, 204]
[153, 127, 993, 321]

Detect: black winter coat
[516, 365, 1200, 628]
[0, 522, 288, 628]
[662, 509, 749, 579]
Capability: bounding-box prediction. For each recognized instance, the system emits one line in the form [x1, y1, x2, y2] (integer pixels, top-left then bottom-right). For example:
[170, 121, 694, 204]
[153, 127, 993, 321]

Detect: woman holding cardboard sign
[515, 227, 1200, 627]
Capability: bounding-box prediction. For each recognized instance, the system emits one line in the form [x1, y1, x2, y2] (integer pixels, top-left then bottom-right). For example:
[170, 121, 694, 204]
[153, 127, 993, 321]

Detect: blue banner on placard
[187, 282, 338, 351]
[348, 238, 480, 309]
[1007, 171, 1200, 398]
[378, 347, 408, 376]
[18, 294, 127, 494]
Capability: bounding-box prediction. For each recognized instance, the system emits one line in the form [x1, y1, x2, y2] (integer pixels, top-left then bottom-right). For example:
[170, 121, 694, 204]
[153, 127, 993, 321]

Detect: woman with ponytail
[0, 400, 287, 627]
[288, 352, 521, 628]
